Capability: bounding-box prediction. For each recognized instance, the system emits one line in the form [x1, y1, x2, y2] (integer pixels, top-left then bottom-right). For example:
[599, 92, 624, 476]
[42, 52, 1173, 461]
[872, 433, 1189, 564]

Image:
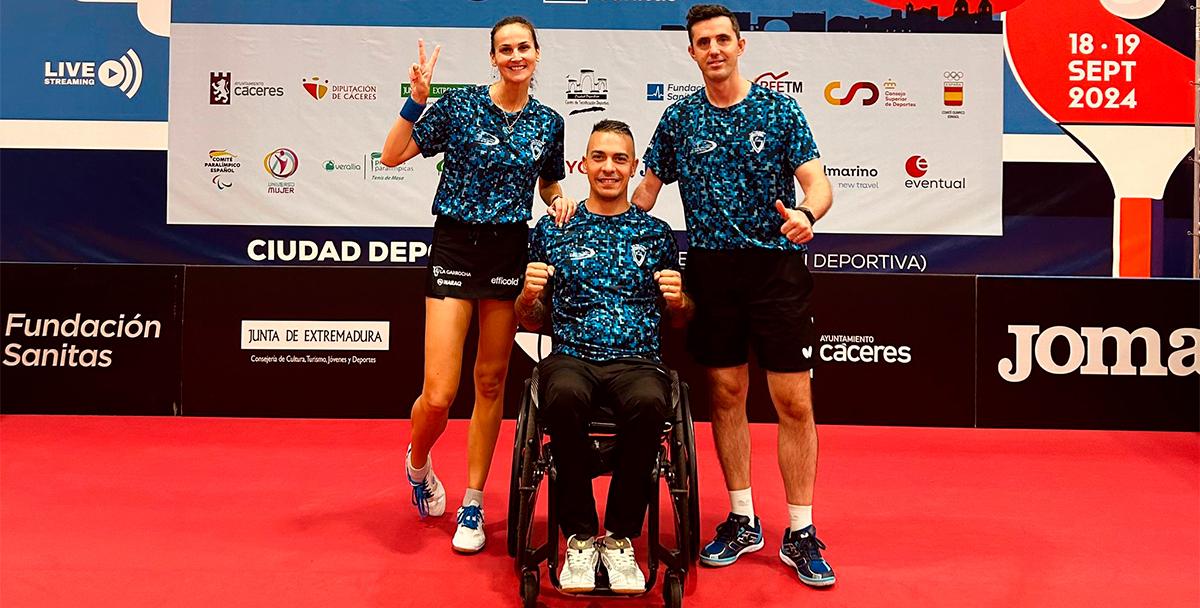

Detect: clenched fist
[654, 269, 685, 310]
[520, 262, 554, 304]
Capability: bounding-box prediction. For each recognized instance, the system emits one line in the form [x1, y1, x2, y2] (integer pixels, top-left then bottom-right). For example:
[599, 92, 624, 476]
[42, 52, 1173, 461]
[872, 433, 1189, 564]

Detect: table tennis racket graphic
[1004, 0, 1194, 277]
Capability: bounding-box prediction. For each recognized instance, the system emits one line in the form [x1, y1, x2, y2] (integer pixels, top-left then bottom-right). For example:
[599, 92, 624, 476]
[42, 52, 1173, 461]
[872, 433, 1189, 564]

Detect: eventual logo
[565, 69, 609, 115]
[303, 77, 329, 100]
[43, 49, 143, 99]
[754, 71, 803, 95]
[943, 71, 964, 106]
[647, 83, 664, 101]
[205, 149, 240, 187]
[905, 155, 928, 178]
[688, 138, 717, 156]
[630, 244, 647, 267]
[748, 131, 766, 154]
[530, 139, 546, 160]
[823, 81, 879, 106]
[210, 72, 231, 104]
[904, 155, 966, 190]
[265, 148, 299, 179]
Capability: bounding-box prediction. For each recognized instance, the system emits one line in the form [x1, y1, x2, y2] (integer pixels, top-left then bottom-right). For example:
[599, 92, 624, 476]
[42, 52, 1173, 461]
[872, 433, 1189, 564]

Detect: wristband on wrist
[797, 206, 817, 225]
[548, 194, 563, 206]
[400, 97, 426, 123]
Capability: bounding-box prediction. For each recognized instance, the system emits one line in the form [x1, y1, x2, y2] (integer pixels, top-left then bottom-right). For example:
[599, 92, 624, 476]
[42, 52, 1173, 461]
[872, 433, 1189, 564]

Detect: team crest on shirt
[630, 244, 647, 267]
[749, 131, 766, 154]
[474, 131, 500, 146]
[530, 139, 546, 160]
[688, 137, 718, 155]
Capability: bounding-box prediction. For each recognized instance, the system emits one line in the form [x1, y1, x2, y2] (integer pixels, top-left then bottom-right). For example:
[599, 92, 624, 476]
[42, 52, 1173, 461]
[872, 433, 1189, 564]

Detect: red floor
[1, 416, 1196, 608]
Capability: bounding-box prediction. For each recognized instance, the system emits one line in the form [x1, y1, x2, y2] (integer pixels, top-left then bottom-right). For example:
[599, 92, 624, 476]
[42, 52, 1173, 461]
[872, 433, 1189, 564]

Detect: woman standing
[380, 16, 575, 553]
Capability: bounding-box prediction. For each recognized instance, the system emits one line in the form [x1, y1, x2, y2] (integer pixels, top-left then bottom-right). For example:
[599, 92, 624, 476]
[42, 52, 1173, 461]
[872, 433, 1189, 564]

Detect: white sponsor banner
[169, 25, 1001, 236]
[240, 320, 390, 350]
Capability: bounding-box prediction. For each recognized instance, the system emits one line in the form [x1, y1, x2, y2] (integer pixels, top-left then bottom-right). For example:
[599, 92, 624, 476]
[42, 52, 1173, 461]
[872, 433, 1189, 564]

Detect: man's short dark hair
[592, 119, 635, 149]
[686, 4, 740, 43]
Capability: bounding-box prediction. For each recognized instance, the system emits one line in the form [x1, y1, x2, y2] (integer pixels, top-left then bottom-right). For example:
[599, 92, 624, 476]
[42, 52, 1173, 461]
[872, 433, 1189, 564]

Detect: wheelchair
[507, 365, 700, 608]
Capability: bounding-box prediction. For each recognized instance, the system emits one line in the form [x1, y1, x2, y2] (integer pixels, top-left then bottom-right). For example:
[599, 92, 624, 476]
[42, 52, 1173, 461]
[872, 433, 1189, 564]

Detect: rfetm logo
[905, 155, 928, 178]
[264, 148, 299, 179]
[998, 325, 1200, 382]
[754, 71, 803, 95]
[43, 49, 143, 99]
[210, 72, 231, 104]
[303, 77, 329, 100]
[824, 81, 879, 106]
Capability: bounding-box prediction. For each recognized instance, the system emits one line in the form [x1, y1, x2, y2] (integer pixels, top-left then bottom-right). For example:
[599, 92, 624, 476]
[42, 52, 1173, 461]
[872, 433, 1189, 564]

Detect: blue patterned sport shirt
[529, 202, 681, 362]
[643, 84, 820, 250]
[413, 85, 566, 224]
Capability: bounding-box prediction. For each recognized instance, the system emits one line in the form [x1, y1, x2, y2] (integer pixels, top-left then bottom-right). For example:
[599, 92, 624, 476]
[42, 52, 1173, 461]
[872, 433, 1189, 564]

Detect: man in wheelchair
[515, 119, 693, 594]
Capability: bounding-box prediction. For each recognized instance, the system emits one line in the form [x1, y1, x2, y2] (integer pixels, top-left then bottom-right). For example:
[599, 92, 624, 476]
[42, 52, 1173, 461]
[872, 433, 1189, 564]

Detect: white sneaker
[558, 535, 599, 594]
[452, 504, 486, 553]
[406, 447, 445, 518]
[600, 536, 645, 594]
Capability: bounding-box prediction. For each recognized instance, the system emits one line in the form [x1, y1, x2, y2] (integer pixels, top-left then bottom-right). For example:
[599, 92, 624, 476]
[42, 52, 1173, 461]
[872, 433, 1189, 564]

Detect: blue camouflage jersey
[529, 202, 681, 362]
[643, 84, 820, 250]
[412, 85, 566, 224]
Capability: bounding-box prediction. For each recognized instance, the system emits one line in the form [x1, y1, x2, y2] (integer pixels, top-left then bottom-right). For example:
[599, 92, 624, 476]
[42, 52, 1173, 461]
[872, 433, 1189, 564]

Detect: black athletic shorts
[425, 215, 528, 300]
[684, 247, 816, 373]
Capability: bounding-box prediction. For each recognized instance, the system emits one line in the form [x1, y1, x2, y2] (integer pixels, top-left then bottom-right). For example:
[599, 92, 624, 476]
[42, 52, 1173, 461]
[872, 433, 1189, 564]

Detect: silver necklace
[500, 102, 525, 133]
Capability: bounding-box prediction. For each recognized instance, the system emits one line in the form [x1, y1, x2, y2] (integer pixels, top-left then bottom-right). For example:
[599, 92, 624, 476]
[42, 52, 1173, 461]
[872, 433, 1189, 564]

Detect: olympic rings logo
[944, 71, 964, 81]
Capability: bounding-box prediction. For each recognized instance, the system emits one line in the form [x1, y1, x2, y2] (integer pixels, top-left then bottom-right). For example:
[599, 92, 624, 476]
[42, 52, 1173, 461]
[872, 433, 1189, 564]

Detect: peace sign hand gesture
[408, 39, 441, 104]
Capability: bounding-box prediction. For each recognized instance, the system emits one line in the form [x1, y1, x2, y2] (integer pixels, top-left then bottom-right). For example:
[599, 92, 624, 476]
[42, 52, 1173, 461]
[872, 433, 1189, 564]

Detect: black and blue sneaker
[699, 513, 764, 566]
[779, 525, 835, 587]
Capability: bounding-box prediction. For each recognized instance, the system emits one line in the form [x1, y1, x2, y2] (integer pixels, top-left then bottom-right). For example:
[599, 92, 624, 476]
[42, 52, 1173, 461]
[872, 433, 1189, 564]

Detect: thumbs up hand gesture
[776, 200, 814, 245]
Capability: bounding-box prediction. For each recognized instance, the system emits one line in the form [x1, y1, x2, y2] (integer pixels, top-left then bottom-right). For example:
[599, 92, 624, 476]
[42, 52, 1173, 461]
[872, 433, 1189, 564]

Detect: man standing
[517, 119, 693, 594]
[633, 4, 836, 587]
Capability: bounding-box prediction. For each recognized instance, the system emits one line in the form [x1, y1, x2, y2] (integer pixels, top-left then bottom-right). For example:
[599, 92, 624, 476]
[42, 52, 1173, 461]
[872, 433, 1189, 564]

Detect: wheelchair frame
[507, 366, 700, 608]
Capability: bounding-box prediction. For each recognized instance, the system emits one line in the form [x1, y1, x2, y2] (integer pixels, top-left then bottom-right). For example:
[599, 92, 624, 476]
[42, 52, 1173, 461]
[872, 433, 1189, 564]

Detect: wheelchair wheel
[662, 570, 683, 608]
[513, 393, 542, 561]
[671, 382, 700, 563]
[507, 380, 533, 558]
[520, 569, 540, 608]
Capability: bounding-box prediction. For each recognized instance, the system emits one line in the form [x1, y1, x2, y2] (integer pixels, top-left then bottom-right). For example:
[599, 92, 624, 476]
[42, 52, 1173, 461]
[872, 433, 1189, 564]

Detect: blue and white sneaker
[699, 513, 764, 566]
[780, 525, 835, 587]
[406, 448, 446, 518]
[452, 504, 486, 553]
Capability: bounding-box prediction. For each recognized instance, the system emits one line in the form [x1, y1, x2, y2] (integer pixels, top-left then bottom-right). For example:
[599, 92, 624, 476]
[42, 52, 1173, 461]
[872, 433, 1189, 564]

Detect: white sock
[462, 488, 484, 508]
[788, 504, 813, 531]
[406, 445, 431, 481]
[729, 488, 754, 521]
